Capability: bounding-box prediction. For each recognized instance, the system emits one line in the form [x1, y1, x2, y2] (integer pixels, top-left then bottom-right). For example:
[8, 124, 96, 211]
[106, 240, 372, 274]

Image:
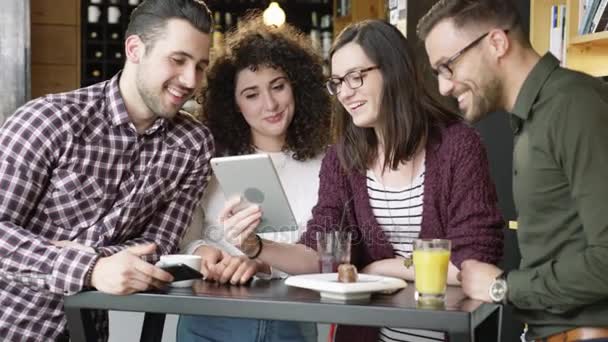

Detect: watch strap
[496, 270, 510, 305]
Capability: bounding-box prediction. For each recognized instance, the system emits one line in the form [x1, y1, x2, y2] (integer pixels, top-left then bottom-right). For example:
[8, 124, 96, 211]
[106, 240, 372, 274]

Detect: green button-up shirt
[507, 53, 608, 340]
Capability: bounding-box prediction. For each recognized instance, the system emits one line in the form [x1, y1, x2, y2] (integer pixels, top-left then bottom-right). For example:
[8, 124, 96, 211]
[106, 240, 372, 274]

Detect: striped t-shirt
[367, 168, 446, 342]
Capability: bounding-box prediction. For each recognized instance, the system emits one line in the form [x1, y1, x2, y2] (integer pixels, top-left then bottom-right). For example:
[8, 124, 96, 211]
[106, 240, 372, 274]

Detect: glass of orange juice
[413, 239, 451, 304]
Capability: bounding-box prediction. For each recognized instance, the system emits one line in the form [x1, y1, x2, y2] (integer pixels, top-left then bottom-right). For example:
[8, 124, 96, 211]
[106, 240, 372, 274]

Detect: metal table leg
[475, 305, 503, 342]
[140, 312, 166, 342]
[65, 307, 98, 342]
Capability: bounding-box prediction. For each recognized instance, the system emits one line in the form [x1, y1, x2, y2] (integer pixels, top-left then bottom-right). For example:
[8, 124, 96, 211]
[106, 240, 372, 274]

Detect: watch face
[489, 279, 507, 302]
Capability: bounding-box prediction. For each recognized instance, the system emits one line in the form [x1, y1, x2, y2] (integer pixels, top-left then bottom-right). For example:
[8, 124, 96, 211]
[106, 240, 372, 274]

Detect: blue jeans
[176, 315, 317, 342]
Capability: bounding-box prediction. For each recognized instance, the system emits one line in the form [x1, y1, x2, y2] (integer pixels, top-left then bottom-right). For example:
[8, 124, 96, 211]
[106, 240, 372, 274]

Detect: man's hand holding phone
[90, 243, 174, 295]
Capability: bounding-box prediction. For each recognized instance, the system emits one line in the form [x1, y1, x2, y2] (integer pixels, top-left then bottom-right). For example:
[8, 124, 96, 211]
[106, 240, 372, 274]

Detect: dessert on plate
[337, 263, 358, 283]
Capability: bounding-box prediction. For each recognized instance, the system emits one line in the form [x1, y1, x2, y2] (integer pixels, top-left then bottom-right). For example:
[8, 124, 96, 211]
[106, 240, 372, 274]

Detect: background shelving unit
[332, 0, 386, 36]
[205, 0, 332, 56]
[205, 0, 332, 34]
[80, 0, 333, 86]
[81, 0, 139, 87]
[530, 0, 608, 77]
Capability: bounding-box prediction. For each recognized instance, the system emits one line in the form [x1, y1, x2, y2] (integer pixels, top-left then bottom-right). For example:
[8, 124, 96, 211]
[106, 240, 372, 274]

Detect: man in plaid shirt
[0, 0, 215, 340]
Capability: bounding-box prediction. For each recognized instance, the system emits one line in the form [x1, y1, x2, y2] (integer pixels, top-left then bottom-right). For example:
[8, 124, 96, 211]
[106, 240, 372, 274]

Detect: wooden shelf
[570, 31, 608, 45]
[530, 0, 608, 77]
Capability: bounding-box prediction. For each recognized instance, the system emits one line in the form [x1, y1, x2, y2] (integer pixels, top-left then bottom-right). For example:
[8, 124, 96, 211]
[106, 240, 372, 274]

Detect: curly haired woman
[177, 14, 331, 342]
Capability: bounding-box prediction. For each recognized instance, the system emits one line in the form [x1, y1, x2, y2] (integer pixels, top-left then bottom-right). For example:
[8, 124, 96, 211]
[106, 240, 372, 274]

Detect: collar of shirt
[106, 72, 169, 136]
[511, 53, 560, 122]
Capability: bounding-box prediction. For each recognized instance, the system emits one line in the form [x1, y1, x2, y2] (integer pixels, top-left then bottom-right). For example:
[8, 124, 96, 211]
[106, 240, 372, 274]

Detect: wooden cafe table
[64, 278, 502, 342]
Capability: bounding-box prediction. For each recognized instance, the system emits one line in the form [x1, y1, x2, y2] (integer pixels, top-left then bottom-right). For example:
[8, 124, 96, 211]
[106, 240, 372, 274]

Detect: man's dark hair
[417, 0, 530, 47]
[330, 20, 461, 173]
[126, 0, 212, 48]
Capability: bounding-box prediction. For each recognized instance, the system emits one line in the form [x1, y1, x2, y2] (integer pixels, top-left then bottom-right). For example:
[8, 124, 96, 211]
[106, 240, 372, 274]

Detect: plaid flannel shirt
[0, 73, 214, 341]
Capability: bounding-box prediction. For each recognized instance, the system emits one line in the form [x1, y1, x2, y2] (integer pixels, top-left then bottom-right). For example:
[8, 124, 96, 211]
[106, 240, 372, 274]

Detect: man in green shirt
[417, 0, 608, 341]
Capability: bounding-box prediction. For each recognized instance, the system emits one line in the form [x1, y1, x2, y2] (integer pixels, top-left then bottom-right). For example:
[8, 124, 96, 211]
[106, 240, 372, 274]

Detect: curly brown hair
[197, 13, 331, 161]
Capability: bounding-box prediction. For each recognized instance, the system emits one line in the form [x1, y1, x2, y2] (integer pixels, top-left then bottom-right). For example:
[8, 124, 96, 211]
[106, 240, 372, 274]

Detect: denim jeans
[176, 315, 317, 342]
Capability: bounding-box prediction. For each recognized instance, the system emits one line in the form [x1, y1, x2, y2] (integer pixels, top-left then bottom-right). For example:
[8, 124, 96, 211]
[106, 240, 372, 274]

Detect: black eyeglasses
[326, 66, 380, 95]
[432, 30, 508, 80]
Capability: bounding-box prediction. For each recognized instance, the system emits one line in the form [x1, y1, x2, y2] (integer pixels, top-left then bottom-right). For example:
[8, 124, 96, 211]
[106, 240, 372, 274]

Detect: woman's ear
[125, 35, 145, 64]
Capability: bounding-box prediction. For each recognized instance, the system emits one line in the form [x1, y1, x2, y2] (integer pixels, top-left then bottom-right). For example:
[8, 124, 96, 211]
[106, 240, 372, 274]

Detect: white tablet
[210, 154, 298, 233]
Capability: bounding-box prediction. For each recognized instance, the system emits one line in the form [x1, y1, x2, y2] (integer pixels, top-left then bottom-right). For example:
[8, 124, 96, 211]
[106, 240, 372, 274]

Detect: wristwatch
[489, 271, 509, 304]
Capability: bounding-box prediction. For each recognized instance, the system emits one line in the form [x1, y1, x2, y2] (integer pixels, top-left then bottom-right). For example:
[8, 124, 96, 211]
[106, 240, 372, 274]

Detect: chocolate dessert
[337, 263, 358, 283]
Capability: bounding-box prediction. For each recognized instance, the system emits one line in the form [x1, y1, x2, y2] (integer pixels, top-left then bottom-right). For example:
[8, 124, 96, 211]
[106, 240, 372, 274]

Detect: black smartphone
[160, 263, 204, 282]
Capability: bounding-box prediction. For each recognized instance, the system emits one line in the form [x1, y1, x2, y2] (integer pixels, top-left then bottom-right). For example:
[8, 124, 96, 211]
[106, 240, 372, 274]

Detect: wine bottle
[310, 11, 321, 51]
[110, 31, 121, 40]
[212, 11, 224, 52]
[87, 5, 101, 23]
[224, 12, 234, 33]
[321, 15, 332, 60]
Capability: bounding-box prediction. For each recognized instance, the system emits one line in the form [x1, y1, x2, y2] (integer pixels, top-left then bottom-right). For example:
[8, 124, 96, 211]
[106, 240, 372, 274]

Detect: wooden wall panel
[31, 25, 78, 65]
[30, 0, 80, 97]
[31, 65, 78, 98]
[31, 0, 78, 25]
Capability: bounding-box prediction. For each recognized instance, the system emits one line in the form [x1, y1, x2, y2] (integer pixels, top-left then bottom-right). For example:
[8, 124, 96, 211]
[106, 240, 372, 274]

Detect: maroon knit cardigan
[299, 121, 504, 342]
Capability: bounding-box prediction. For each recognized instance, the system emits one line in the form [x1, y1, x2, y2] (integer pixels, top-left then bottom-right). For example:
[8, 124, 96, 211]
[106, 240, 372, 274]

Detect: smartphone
[160, 263, 204, 282]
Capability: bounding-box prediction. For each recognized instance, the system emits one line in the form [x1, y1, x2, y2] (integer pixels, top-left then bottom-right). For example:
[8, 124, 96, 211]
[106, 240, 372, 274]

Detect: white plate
[285, 273, 407, 301]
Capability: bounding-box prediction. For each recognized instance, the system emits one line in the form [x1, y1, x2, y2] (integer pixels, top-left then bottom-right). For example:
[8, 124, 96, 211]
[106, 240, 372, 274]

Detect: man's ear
[487, 29, 510, 59]
[125, 35, 145, 64]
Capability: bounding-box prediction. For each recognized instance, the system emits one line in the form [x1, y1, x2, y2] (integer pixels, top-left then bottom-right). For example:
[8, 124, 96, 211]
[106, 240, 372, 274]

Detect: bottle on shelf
[110, 31, 121, 41]
[310, 11, 321, 51]
[89, 30, 100, 40]
[107, 6, 121, 24]
[224, 12, 234, 34]
[321, 14, 332, 60]
[212, 11, 224, 52]
[345, 0, 352, 16]
[87, 5, 101, 23]
[105, 43, 124, 61]
[337, 0, 351, 17]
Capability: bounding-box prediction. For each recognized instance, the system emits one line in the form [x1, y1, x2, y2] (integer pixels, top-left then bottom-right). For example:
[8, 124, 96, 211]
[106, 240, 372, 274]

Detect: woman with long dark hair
[221, 20, 504, 342]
